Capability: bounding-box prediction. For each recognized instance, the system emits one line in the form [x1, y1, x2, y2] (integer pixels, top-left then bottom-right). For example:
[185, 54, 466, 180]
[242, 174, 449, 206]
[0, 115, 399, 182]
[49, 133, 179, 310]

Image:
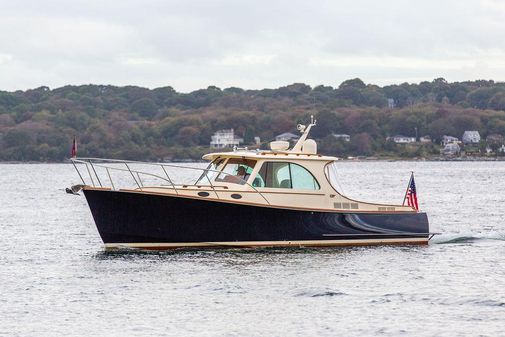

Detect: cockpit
[196, 158, 255, 186]
[196, 157, 320, 190]
[215, 158, 256, 185]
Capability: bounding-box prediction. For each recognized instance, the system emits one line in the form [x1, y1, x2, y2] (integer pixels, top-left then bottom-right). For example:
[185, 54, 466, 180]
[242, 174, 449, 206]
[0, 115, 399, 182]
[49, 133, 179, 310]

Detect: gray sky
[1, 0, 505, 92]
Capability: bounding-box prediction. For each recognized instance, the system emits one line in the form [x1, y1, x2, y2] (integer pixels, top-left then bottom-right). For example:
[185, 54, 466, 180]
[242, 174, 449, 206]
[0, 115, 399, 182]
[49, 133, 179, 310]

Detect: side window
[254, 162, 319, 190]
[291, 163, 319, 190]
[273, 162, 291, 188]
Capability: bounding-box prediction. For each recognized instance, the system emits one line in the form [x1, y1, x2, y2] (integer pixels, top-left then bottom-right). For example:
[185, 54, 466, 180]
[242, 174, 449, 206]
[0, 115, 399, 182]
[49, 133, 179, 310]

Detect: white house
[275, 132, 300, 142]
[332, 133, 351, 142]
[210, 129, 243, 149]
[441, 135, 460, 146]
[462, 131, 481, 144]
[390, 135, 416, 144]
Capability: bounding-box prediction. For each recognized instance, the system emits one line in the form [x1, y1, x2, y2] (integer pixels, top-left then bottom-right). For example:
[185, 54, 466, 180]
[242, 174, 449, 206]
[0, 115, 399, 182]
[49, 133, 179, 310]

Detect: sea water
[0, 162, 504, 336]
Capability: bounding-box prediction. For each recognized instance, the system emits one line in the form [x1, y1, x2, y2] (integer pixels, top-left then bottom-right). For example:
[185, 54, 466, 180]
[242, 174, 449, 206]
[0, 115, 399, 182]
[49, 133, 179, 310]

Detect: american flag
[405, 173, 419, 210]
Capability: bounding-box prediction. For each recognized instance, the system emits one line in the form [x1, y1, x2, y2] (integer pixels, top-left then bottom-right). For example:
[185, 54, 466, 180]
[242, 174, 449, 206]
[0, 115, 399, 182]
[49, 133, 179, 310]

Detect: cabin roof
[202, 150, 339, 162]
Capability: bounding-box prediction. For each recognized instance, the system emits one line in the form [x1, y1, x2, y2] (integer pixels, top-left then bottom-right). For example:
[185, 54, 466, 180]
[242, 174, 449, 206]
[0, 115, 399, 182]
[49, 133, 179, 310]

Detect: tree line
[1, 78, 505, 161]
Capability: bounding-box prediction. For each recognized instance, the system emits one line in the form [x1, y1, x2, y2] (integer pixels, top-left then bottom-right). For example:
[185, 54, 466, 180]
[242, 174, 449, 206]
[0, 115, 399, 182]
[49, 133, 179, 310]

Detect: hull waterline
[83, 189, 430, 250]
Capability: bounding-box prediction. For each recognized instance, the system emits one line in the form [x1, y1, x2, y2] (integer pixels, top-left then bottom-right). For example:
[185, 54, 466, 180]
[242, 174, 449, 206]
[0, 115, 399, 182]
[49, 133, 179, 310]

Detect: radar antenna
[291, 115, 317, 153]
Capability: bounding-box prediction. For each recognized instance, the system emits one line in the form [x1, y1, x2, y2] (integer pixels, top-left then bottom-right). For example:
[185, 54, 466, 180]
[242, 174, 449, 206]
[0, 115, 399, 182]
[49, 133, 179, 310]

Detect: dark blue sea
[0, 161, 504, 336]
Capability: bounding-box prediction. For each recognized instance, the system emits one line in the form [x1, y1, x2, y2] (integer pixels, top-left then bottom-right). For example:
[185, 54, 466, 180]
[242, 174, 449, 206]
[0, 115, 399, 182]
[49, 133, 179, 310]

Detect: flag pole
[71, 136, 77, 158]
[402, 171, 414, 206]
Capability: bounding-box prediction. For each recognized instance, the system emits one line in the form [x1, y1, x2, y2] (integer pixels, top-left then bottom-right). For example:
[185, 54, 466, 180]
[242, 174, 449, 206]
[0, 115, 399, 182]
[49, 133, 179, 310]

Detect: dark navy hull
[83, 189, 430, 249]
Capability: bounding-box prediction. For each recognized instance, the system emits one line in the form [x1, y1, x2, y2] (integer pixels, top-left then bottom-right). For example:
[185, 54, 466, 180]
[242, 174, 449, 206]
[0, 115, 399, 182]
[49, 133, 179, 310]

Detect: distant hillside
[1, 78, 505, 161]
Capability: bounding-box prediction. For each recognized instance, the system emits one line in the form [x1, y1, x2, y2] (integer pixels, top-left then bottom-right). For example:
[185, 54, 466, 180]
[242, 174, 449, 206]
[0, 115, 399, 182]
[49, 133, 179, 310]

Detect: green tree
[311, 110, 340, 138]
[467, 87, 503, 109]
[488, 92, 505, 111]
[339, 78, 366, 89]
[130, 98, 158, 118]
[351, 133, 372, 155]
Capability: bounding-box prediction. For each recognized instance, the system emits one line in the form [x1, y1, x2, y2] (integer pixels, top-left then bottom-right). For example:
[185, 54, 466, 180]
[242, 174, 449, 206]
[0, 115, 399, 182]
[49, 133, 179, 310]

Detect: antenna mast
[291, 115, 317, 153]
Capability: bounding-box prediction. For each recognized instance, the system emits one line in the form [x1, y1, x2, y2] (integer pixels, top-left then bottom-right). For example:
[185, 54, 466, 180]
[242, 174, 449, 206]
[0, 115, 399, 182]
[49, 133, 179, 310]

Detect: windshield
[324, 161, 341, 193]
[215, 158, 257, 185]
[195, 158, 225, 185]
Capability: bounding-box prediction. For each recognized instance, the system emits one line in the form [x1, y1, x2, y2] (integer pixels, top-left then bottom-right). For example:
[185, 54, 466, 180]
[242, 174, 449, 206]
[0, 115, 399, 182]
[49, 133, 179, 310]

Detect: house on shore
[275, 132, 300, 143]
[462, 131, 481, 144]
[389, 135, 416, 144]
[486, 134, 504, 145]
[210, 129, 244, 149]
[332, 133, 351, 142]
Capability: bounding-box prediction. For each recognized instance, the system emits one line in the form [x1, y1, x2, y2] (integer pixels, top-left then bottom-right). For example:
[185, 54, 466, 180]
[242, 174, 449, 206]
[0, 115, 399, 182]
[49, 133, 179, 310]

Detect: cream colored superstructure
[137, 149, 415, 213]
[120, 118, 416, 213]
[116, 120, 417, 213]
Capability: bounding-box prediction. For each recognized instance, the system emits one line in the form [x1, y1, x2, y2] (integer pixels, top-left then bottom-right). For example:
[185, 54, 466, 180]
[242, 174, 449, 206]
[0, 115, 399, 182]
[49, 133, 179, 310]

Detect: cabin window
[215, 158, 257, 185]
[253, 162, 320, 190]
[324, 161, 342, 193]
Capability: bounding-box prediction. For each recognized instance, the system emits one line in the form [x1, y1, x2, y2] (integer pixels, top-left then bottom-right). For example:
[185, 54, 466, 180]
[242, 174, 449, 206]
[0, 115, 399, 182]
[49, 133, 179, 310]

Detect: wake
[433, 232, 505, 244]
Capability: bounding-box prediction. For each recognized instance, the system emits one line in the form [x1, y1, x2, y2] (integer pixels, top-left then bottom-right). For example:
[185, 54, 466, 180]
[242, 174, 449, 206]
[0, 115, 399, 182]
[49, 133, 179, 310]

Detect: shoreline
[2, 157, 505, 164]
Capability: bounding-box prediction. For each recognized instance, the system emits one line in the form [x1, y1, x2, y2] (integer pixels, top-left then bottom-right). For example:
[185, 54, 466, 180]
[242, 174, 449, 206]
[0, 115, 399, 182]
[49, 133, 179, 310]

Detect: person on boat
[235, 166, 250, 184]
[217, 160, 254, 184]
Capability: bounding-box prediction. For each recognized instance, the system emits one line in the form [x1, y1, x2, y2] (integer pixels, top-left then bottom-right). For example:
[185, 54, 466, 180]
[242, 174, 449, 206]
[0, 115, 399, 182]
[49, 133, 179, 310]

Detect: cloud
[1, 0, 505, 91]
[0, 53, 13, 64]
[212, 55, 276, 66]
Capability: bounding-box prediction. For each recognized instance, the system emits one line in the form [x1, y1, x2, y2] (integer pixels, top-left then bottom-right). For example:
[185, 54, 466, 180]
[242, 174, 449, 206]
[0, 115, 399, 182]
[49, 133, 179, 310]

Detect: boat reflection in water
[70, 117, 433, 250]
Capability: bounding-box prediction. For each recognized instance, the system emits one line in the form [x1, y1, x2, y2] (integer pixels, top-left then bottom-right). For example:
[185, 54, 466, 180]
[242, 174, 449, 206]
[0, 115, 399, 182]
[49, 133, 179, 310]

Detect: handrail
[91, 164, 172, 185]
[89, 159, 103, 187]
[85, 163, 95, 187]
[205, 171, 220, 200]
[161, 165, 179, 195]
[72, 160, 85, 185]
[106, 168, 115, 190]
[72, 159, 172, 188]
[70, 157, 271, 205]
[124, 162, 142, 190]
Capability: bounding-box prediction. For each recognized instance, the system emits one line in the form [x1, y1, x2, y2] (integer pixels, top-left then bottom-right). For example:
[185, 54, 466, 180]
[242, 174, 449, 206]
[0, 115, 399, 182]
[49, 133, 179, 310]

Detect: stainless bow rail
[70, 157, 271, 205]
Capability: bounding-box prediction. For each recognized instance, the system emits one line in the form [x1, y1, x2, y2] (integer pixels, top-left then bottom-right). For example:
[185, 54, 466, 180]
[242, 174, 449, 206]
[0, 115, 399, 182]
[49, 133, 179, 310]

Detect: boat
[69, 117, 433, 250]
